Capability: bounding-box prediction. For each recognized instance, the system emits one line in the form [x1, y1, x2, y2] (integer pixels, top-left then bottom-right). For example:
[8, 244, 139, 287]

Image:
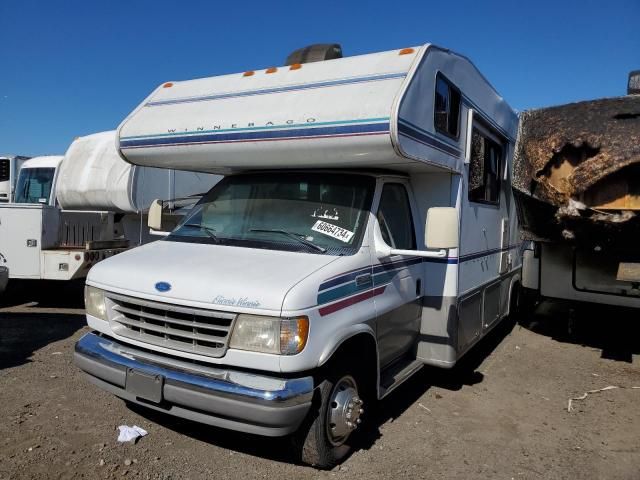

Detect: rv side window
[434, 74, 461, 139]
[377, 183, 416, 250]
[468, 128, 503, 205]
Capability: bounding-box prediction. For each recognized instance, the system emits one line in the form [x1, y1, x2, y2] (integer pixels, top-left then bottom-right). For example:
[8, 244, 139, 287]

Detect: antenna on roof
[285, 44, 343, 66]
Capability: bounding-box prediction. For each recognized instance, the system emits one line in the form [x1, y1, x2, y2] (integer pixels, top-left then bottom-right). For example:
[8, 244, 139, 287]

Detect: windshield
[15, 168, 56, 204]
[168, 172, 375, 255]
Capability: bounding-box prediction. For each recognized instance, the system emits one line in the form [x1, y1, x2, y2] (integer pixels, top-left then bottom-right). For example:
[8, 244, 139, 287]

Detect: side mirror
[425, 207, 459, 249]
[372, 209, 452, 260]
[148, 199, 169, 235]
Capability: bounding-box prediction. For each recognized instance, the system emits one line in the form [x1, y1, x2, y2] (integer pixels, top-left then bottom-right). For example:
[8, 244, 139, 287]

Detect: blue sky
[1, 0, 638, 156]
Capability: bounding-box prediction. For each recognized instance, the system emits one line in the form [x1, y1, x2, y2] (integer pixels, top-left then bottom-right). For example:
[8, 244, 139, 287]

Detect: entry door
[373, 182, 422, 368]
[466, 121, 508, 331]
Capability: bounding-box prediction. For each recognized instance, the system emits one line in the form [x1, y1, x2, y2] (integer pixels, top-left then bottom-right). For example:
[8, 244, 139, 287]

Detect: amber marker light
[162, 82, 174, 88]
[243, 70, 255, 77]
[266, 67, 278, 74]
[399, 48, 415, 55]
[289, 63, 302, 70]
[280, 316, 310, 355]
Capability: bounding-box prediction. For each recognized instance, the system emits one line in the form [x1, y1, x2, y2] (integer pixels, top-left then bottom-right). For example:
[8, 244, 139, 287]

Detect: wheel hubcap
[327, 375, 364, 446]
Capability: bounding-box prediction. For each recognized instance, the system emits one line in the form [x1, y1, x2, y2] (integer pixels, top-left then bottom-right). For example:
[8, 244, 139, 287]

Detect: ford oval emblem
[155, 282, 171, 292]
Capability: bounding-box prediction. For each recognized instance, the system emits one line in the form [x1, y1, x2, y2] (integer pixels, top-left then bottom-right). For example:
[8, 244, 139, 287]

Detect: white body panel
[0, 203, 125, 280]
[57, 131, 219, 213]
[0, 204, 51, 278]
[117, 45, 515, 177]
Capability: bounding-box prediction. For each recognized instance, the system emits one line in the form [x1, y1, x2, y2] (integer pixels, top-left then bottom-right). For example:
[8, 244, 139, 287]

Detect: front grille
[107, 293, 237, 358]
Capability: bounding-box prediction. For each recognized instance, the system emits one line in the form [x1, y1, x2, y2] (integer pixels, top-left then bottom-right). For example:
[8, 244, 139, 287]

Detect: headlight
[85, 285, 107, 320]
[229, 314, 309, 355]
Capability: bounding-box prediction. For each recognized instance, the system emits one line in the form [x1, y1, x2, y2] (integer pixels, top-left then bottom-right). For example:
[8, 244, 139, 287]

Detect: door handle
[416, 278, 422, 296]
[355, 273, 372, 287]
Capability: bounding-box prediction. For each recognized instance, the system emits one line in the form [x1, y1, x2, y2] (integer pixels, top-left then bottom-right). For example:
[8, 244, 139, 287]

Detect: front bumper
[74, 332, 314, 436]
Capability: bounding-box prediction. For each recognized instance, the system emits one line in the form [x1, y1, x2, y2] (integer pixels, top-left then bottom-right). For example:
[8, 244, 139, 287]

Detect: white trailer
[0, 154, 30, 203]
[75, 43, 521, 467]
[0, 131, 220, 285]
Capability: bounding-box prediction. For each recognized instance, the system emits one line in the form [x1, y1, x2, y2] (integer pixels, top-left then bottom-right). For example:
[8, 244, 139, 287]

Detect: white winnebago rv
[75, 43, 521, 467]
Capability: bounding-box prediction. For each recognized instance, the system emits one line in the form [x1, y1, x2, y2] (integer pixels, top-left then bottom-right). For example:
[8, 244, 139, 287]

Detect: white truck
[74, 43, 521, 467]
[0, 131, 219, 286]
[0, 154, 30, 203]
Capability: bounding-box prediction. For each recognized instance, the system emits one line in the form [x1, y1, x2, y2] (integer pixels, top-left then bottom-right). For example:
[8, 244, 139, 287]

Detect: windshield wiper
[182, 223, 219, 242]
[249, 228, 327, 253]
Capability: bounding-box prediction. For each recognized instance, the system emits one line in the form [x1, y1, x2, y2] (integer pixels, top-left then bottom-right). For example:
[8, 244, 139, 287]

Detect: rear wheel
[294, 370, 365, 469]
[512, 282, 539, 323]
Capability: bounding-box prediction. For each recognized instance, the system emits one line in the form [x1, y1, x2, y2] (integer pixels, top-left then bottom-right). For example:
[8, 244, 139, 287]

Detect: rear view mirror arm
[388, 248, 447, 258]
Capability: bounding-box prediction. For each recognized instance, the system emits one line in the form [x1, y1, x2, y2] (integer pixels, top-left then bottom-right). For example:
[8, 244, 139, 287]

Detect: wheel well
[507, 275, 521, 316]
[322, 333, 378, 396]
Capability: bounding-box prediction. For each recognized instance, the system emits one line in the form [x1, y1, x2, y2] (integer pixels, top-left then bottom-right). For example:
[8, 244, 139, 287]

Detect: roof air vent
[285, 44, 343, 66]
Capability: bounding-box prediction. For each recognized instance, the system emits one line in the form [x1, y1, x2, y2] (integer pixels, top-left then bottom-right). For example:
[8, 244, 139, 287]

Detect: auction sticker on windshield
[311, 220, 354, 243]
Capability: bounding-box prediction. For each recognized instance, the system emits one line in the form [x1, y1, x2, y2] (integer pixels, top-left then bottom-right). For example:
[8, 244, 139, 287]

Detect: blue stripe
[318, 257, 424, 304]
[459, 244, 520, 262]
[372, 270, 400, 287]
[319, 267, 372, 292]
[319, 257, 423, 292]
[318, 280, 370, 305]
[397, 120, 462, 157]
[146, 72, 408, 107]
[398, 118, 461, 151]
[317, 245, 521, 305]
[121, 117, 389, 141]
[120, 121, 390, 149]
[319, 245, 521, 297]
[372, 257, 423, 275]
[423, 257, 459, 265]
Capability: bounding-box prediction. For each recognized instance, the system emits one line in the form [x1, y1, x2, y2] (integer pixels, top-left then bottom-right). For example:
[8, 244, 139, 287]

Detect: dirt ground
[0, 281, 638, 480]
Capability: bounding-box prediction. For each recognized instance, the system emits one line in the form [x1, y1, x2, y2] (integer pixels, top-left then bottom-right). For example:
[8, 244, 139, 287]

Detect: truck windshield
[14, 168, 56, 204]
[168, 172, 375, 255]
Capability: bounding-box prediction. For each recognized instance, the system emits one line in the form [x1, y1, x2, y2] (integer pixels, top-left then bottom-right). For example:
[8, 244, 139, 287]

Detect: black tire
[512, 283, 539, 323]
[293, 370, 366, 469]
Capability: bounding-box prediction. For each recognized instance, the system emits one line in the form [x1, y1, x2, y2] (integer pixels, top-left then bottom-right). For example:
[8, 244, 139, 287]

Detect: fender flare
[317, 323, 378, 367]
[317, 324, 380, 397]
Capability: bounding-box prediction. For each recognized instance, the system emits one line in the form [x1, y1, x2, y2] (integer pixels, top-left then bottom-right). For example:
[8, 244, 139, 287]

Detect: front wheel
[293, 372, 365, 469]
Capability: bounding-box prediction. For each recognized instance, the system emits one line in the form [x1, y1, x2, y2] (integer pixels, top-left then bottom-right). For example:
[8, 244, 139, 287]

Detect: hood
[87, 239, 341, 313]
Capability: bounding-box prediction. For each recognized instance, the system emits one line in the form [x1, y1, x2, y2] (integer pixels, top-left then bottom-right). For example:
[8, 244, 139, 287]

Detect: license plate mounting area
[125, 368, 164, 404]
